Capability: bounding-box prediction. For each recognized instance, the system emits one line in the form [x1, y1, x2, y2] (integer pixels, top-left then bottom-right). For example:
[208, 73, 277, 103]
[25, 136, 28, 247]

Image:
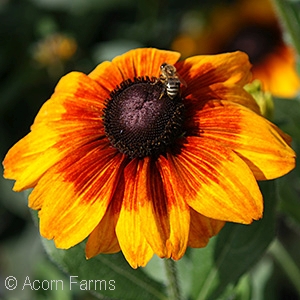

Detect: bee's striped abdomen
[166, 80, 180, 99]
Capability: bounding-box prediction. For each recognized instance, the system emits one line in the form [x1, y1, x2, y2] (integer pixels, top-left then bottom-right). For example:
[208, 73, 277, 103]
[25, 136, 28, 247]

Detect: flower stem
[268, 238, 300, 297]
[164, 258, 182, 300]
[272, 0, 300, 56]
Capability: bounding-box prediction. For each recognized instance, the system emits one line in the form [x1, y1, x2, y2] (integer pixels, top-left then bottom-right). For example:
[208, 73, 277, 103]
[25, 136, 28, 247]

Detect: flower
[33, 33, 77, 66]
[32, 33, 77, 77]
[3, 48, 295, 268]
[171, 0, 300, 98]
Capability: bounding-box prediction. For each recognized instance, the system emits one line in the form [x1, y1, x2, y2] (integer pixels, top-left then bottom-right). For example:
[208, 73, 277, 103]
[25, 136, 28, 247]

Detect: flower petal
[167, 137, 263, 223]
[88, 61, 125, 93]
[111, 48, 181, 80]
[53, 71, 109, 112]
[134, 157, 170, 259]
[188, 209, 225, 248]
[3, 128, 61, 191]
[176, 51, 252, 97]
[191, 100, 296, 180]
[86, 206, 121, 258]
[30, 148, 125, 249]
[185, 82, 260, 114]
[155, 156, 190, 260]
[115, 159, 154, 269]
[3, 71, 108, 191]
[136, 157, 190, 260]
[86, 175, 125, 258]
[88, 48, 181, 96]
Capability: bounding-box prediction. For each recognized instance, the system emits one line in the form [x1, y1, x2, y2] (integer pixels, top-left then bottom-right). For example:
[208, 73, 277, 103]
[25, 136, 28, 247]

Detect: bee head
[160, 62, 167, 70]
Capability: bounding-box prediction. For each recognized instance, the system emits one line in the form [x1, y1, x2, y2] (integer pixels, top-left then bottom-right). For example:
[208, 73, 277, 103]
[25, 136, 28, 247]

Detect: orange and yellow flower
[3, 48, 295, 268]
[33, 33, 77, 65]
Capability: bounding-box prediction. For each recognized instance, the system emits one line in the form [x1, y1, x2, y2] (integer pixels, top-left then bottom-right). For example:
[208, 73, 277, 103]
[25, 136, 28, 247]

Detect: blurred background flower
[32, 33, 77, 76]
[171, 0, 300, 98]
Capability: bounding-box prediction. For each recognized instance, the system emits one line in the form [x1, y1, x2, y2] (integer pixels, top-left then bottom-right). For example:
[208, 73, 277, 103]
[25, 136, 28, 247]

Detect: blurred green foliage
[1, 0, 300, 299]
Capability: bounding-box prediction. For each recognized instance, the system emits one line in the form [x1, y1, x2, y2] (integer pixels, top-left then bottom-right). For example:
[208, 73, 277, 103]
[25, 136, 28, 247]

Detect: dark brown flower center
[103, 77, 185, 158]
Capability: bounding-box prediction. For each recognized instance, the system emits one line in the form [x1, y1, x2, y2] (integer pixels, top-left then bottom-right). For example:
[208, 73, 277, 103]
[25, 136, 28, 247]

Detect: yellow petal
[31, 149, 125, 249]
[133, 157, 170, 258]
[156, 156, 190, 260]
[185, 82, 260, 114]
[177, 51, 252, 97]
[168, 137, 263, 223]
[86, 204, 121, 258]
[188, 209, 225, 248]
[193, 100, 296, 180]
[3, 71, 108, 191]
[88, 48, 181, 98]
[86, 175, 126, 257]
[135, 157, 190, 260]
[3, 127, 62, 191]
[115, 159, 154, 268]
[111, 48, 181, 79]
[52, 71, 109, 112]
[88, 61, 125, 92]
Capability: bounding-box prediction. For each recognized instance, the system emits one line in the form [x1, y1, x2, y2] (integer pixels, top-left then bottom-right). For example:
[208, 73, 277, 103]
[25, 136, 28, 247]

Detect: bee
[158, 63, 186, 100]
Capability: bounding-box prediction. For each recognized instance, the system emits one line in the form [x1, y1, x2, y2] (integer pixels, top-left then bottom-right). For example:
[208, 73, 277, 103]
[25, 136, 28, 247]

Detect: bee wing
[177, 72, 187, 87]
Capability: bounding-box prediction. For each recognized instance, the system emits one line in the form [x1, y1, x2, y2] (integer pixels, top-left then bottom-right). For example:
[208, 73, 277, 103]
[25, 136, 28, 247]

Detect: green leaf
[277, 172, 300, 226]
[272, 0, 300, 56]
[41, 238, 167, 300]
[33, 258, 73, 300]
[234, 274, 252, 300]
[250, 256, 274, 300]
[188, 181, 277, 300]
[273, 98, 300, 145]
[268, 239, 300, 297]
[273, 97, 300, 226]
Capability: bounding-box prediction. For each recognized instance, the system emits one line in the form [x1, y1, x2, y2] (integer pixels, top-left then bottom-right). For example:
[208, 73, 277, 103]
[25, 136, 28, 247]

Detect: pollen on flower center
[103, 77, 185, 158]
